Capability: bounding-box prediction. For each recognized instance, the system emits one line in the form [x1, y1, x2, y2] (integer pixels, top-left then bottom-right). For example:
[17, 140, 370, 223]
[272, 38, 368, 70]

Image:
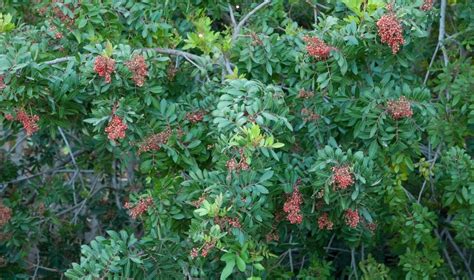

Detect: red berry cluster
[265, 231, 280, 242]
[52, 0, 77, 26]
[303, 36, 334, 60]
[124, 197, 154, 219]
[4, 113, 14, 121]
[226, 150, 250, 172]
[16, 109, 40, 136]
[387, 96, 413, 120]
[94, 55, 115, 84]
[190, 247, 199, 258]
[421, 0, 434, 11]
[138, 128, 172, 154]
[377, 13, 405, 54]
[332, 165, 354, 190]
[250, 32, 263, 46]
[283, 182, 303, 224]
[201, 241, 216, 257]
[0, 204, 12, 227]
[301, 108, 320, 122]
[367, 222, 377, 232]
[214, 216, 241, 231]
[317, 213, 334, 230]
[191, 195, 206, 208]
[345, 209, 360, 228]
[297, 89, 314, 99]
[105, 115, 128, 141]
[0, 75, 6, 90]
[186, 111, 205, 124]
[125, 55, 148, 87]
[167, 63, 178, 80]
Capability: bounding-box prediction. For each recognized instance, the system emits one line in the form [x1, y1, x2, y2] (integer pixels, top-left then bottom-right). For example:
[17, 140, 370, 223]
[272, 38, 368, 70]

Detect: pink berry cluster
[190, 241, 216, 259]
[226, 150, 250, 172]
[297, 89, 314, 99]
[191, 195, 206, 208]
[345, 209, 360, 228]
[265, 231, 280, 242]
[377, 13, 405, 54]
[303, 36, 334, 60]
[0, 75, 6, 90]
[186, 111, 205, 124]
[421, 0, 434, 11]
[332, 165, 354, 190]
[0, 204, 12, 227]
[387, 96, 413, 120]
[214, 216, 241, 231]
[124, 197, 154, 219]
[138, 128, 172, 154]
[105, 115, 128, 141]
[15, 109, 40, 136]
[125, 55, 148, 87]
[301, 108, 320, 122]
[94, 55, 116, 84]
[283, 181, 303, 224]
[52, 0, 77, 27]
[317, 213, 334, 230]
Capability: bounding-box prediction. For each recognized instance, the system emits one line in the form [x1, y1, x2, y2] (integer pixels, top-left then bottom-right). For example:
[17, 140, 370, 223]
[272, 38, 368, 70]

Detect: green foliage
[0, 0, 473, 279]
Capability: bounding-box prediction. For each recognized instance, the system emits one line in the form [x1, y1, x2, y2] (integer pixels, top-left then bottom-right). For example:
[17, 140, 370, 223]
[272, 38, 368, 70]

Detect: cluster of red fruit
[185, 111, 205, 124]
[94, 56, 116, 84]
[105, 115, 128, 141]
[303, 36, 334, 60]
[421, 0, 434, 11]
[214, 216, 241, 232]
[344, 209, 360, 228]
[124, 197, 154, 219]
[283, 182, 303, 224]
[0, 75, 6, 90]
[387, 96, 413, 120]
[317, 213, 334, 230]
[51, 0, 77, 27]
[125, 55, 148, 87]
[332, 165, 354, 190]
[190, 240, 216, 259]
[6, 109, 40, 136]
[0, 204, 12, 227]
[191, 195, 206, 208]
[138, 128, 172, 154]
[377, 12, 405, 54]
[297, 89, 314, 99]
[301, 108, 320, 122]
[226, 149, 250, 172]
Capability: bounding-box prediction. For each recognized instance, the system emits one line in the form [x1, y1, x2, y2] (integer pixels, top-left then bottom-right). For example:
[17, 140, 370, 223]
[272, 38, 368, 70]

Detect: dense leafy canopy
[0, 0, 473, 279]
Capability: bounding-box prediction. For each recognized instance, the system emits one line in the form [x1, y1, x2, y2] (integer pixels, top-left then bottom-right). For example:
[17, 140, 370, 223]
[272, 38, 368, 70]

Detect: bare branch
[231, 0, 271, 44]
[446, 231, 473, 279]
[438, 0, 449, 67]
[228, 3, 237, 28]
[41, 47, 203, 66]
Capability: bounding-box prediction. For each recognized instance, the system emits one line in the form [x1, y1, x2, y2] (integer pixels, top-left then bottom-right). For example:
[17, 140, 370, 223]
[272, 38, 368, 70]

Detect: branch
[41, 47, 203, 66]
[438, 0, 449, 67]
[446, 231, 473, 279]
[228, 3, 237, 28]
[231, 0, 272, 43]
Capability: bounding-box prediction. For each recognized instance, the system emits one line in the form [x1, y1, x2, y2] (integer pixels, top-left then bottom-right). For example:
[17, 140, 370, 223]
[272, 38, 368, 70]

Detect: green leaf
[220, 259, 235, 280]
[236, 255, 246, 272]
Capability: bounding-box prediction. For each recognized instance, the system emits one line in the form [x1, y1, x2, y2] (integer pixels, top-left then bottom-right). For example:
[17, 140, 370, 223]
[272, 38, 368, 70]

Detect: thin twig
[58, 127, 80, 205]
[228, 3, 237, 28]
[445, 231, 473, 279]
[434, 230, 458, 279]
[417, 145, 441, 202]
[231, 0, 271, 44]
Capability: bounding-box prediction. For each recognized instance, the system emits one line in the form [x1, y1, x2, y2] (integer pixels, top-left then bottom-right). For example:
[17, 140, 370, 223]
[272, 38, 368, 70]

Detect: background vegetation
[0, 0, 473, 279]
